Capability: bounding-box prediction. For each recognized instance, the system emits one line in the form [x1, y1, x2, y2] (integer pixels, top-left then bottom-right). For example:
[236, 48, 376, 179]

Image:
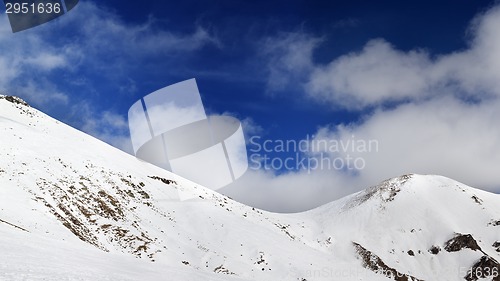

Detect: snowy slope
[0, 95, 499, 281]
[304, 175, 500, 280]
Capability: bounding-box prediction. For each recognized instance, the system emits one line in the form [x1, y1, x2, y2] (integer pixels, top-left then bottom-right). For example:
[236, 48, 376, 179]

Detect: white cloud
[240, 117, 264, 144]
[24, 53, 68, 71]
[224, 95, 500, 212]
[263, 5, 500, 109]
[261, 32, 322, 92]
[0, 56, 20, 87]
[13, 79, 69, 105]
[314, 96, 500, 190]
[0, 0, 218, 103]
[225, 4, 500, 212]
[0, 16, 73, 104]
[221, 169, 357, 213]
[57, 2, 220, 61]
[75, 102, 133, 154]
[308, 39, 433, 109]
[0, 1, 218, 155]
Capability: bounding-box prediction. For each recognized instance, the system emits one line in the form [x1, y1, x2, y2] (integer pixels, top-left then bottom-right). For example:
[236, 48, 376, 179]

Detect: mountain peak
[365, 173, 415, 201]
[0, 95, 30, 107]
[342, 174, 415, 210]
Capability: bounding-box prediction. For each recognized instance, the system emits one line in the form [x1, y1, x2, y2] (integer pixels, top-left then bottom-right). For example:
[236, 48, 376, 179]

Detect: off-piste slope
[0, 95, 499, 281]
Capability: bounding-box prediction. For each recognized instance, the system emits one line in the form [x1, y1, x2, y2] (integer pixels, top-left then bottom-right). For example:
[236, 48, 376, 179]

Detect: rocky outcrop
[444, 233, 481, 252]
[464, 256, 500, 281]
[353, 242, 423, 281]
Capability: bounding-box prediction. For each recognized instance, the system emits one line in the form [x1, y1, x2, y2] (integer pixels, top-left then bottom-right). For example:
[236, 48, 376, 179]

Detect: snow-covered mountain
[0, 95, 499, 281]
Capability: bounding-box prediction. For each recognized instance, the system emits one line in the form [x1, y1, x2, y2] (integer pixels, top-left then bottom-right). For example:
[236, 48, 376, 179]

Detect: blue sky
[1, 0, 500, 212]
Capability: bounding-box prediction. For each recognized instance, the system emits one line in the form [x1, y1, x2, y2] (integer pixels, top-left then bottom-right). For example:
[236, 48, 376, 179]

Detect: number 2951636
[5, 2, 62, 14]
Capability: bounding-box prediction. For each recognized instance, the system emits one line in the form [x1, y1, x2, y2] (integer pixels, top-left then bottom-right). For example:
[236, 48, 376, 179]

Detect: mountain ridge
[1, 96, 499, 281]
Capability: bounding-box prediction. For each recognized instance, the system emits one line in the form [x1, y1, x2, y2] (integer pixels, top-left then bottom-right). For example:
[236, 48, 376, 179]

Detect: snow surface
[0, 96, 499, 281]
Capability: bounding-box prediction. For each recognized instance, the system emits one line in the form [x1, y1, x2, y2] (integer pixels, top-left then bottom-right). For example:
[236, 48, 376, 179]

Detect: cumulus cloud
[225, 95, 500, 212]
[262, 5, 500, 109]
[225, 4, 500, 212]
[313, 6, 500, 108]
[315, 96, 500, 189]
[308, 40, 433, 109]
[221, 169, 357, 213]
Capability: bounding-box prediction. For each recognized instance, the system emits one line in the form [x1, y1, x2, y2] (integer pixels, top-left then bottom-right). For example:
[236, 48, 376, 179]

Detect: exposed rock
[488, 220, 500, 226]
[353, 242, 423, 281]
[471, 195, 483, 205]
[344, 174, 413, 210]
[464, 256, 500, 281]
[148, 176, 177, 185]
[274, 223, 295, 240]
[493, 241, 500, 252]
[29, 168, 166, 259]
[213, 265, 235, 275]
[429, 245, 441, 255]
[444, 233, 481, 252]
[1, 95, 30, 107]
